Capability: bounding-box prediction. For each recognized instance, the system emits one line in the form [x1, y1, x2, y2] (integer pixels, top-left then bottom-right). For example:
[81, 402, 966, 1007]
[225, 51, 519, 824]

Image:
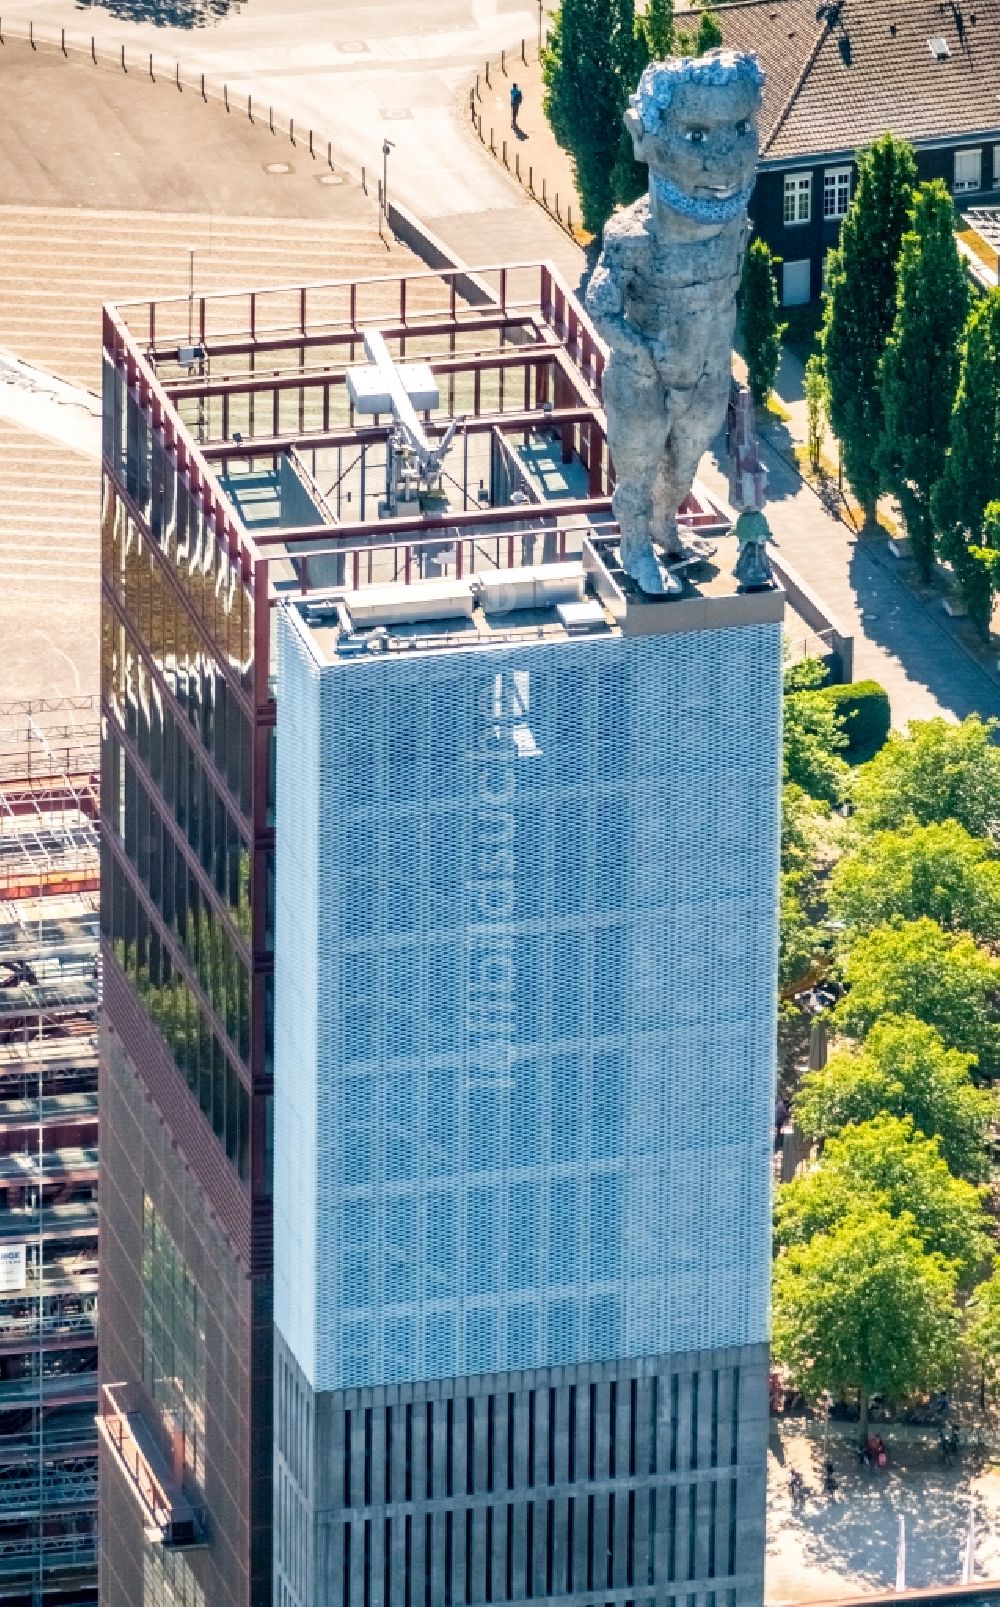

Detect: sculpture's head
[626, 50, 764, 225]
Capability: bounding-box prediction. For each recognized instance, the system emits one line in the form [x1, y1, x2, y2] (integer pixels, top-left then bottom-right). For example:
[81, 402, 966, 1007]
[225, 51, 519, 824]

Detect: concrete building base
[275, 1334, 768, 1607]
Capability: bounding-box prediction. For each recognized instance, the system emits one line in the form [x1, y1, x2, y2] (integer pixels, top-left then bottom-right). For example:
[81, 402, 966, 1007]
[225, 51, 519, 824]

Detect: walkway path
[767, 1426, 1000, 1602]
[0, 0, 585, 283]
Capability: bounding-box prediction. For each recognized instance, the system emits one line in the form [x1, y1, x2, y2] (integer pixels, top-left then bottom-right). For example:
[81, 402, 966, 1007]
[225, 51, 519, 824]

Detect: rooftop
[694, 0, 1000, 161]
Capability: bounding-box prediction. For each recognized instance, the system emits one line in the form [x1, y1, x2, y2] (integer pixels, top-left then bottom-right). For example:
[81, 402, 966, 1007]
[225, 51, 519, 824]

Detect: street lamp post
[381, 139, 394, 242]
[537, 0, 544, 51]
[187, 244, 197, 343]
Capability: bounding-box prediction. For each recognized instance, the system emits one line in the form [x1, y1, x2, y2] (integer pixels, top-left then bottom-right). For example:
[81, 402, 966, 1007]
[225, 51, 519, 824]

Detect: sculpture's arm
[585, 241, 650, 360]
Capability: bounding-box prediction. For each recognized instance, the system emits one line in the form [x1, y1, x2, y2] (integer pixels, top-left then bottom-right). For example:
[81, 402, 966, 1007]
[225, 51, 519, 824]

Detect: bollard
[309, 128, 314, 157]
[555, 191, 560, 218]
[61, 26, 66, 55]
[269, 105, 274, 133]
[201, 71, 206, 99]
[327, 140, 333, 168]
[521, 37, 527, 62]
[29, 20, 35, 47]
[224, 83, 229, 111]
[485, 59, 491, 87]
[120, 42, 126, 70]
[248, 93, 253, 122]
[361, 164, 367, 192]
[475, 72, 480, 101]
[289, 117, 295, 145]
[515, 153, 520, 180]
[149, 52, 154, 80]
[502, 139, 507, 167]
[490, 128, 496, 154]
[567, 204, 573, 232]
[175, 60, 181, 89]
[542, 176, 547, 205]
[501, 47, 506, 73]
[529, 165, 533, 191]
[92, 37, 97, 62]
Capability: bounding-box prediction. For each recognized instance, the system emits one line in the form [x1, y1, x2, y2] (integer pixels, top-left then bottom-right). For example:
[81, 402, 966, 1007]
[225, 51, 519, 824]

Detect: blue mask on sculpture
[650, 171, 754, 224]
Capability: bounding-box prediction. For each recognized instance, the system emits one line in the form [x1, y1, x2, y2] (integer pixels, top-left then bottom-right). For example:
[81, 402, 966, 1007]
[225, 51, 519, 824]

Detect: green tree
[543, 0, 639, 234]
[829, 820, 1000, 942]
[933, 289, 1000, 633]
[795, 1015, 993, 1182]
[774, 1114, 992, 1286]
[804, 353, 826, 472]
[784, 658, 847, 803]
[641, 0, 674, 55]
[879, 182, 968, 582]
[835, 917, 1000, 1071]
[781, 783, 826, 876]
[742, 239, 786, 407]
[966, 1272, 1000, 1398]
[822, 134, 917, 527]
[780, 873, 819, 990]
[850, 715, 1000, 839]
[690, 5, 723, 51]
[772, 1209, 960, 1441]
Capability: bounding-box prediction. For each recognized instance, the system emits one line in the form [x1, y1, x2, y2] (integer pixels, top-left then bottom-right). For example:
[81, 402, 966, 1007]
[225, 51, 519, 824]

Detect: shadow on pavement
[74, 0, 238, 25]
[846, 541, 1000, 721]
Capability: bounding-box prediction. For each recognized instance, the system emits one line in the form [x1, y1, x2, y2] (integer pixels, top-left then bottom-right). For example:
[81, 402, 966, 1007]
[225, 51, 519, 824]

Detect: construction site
[0, 699, 98, 1607]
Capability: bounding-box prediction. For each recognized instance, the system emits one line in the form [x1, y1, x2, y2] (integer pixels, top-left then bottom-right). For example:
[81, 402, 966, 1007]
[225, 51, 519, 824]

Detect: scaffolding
[0, 700, 98, 1607]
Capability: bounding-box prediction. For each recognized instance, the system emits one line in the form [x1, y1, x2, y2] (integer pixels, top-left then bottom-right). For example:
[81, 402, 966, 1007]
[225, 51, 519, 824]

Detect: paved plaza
[768, 1427, 1000, 1602]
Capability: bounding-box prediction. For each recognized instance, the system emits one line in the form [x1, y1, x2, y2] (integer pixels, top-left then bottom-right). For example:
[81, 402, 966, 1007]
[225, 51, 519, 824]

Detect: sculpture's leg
[603, 358, 670, 592]
[653, 373, 732, 553]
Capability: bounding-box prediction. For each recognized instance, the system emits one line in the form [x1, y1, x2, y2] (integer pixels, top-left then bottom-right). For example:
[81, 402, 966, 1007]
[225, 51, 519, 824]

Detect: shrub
[814, 680, 891, 764]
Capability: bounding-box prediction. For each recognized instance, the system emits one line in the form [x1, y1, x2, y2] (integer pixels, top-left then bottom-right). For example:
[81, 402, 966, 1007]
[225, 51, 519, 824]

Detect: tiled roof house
[688, 0, 1000, 301]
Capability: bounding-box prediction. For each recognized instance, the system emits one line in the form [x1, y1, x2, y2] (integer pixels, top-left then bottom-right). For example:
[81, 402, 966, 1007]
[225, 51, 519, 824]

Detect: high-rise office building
[98, 260, 779, 1607]
[272, 550, 780, 1607]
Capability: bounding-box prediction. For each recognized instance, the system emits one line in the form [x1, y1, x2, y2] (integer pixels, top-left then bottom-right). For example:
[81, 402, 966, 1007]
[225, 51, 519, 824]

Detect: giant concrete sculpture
[585, 50, 765, 594]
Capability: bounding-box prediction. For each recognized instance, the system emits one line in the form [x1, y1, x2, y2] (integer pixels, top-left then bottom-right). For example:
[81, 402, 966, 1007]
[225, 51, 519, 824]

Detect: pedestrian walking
[510, 81, 524, 131]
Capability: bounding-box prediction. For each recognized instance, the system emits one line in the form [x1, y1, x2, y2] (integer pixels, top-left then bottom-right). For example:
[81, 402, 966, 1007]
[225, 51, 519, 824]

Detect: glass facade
[100, 316, 273, 1606]
[274, 608, 781, 1396]
[142, 1196, 208, 1489]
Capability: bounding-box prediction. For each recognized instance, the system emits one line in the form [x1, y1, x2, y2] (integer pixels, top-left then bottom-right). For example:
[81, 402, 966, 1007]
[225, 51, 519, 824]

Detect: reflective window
[142, 1195, 207, 1490]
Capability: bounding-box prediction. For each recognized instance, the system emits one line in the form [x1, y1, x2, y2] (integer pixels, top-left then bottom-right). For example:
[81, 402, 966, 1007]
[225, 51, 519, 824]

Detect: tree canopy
[543, 0, 640, 234]
[742, 238, 786, 407]
[966, 1272, 1000, 1396]
[932, 288, 1000, 634]
[835, 917, 1000, 1071]
[822, 134, 917, 525]
[772, 1209, 960, 1436]
[784, 659, 847, 803]
[879, 181, 968, 581]
[829, 819, 1000, 943]
[850, 716, 1000, 840]
[794, 1015, 993, 1182]
[774, 1114, 992, 1286]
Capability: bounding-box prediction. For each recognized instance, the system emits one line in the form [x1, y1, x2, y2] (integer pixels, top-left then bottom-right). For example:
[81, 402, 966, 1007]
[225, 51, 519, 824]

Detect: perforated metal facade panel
[274, 609, 781, 1397]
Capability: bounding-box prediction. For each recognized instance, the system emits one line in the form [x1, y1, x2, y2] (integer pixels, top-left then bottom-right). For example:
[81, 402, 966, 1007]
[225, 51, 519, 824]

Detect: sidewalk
[767, 1425, 1000, 1602]
[466, 39, 591, 246]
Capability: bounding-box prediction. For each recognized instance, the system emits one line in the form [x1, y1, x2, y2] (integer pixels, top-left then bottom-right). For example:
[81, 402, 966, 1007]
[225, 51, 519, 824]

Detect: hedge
[814, 679, 891, 764]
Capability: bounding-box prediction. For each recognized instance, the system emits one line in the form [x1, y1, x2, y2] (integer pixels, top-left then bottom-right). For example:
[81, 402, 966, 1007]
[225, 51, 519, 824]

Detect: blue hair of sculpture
[630, 49, 765, 137]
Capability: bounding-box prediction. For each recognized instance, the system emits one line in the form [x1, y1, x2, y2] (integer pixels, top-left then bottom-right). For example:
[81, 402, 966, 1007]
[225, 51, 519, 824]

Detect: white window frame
[823, 165, 852, 220]
[783, 172, 812, 225]
[954, 147, 982, 194]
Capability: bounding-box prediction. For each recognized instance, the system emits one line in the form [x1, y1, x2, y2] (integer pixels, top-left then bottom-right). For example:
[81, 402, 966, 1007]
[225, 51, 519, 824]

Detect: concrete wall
[275, 1332, 769, 1607]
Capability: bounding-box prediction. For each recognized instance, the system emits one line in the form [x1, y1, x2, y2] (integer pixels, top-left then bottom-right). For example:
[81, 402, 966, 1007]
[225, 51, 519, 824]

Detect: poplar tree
[642, 0, 675, 55]
[543, 0, 639, 234]
[932, 289, 1000, 635]
[742, 238, 786, 407]
[880, 182, 968, 581]
[822, 134, 916, 527]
